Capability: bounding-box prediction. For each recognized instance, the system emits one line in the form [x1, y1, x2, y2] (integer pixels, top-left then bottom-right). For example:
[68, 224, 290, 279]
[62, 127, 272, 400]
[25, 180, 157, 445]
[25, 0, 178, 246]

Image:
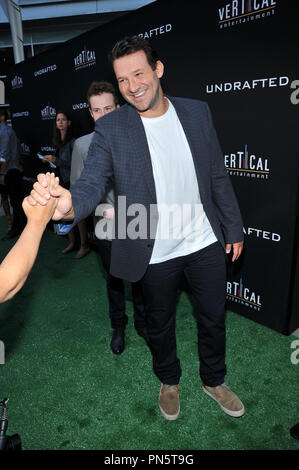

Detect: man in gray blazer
[29, 36, 245, 421]
[70, 81, 146, 355]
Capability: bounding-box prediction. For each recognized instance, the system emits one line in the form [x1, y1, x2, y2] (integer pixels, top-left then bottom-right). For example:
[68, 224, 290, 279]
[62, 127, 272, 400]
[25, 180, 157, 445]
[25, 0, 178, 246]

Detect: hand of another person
[22, 173, 58, 226]
[27, 173, 74, 221]
[42, 154, 56, 163]
[225, 241, 244, 262]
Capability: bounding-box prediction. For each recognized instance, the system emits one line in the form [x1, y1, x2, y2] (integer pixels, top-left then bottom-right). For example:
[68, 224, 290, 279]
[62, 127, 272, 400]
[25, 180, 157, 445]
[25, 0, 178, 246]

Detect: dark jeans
[140, 241, 227, 387]
[4, 169, 26, 234]
[97, 238, 146, 331]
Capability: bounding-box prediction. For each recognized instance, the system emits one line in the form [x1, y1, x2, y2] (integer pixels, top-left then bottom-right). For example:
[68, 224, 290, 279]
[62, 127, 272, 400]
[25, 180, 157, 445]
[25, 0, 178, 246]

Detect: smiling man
[28, 36, 245, 421]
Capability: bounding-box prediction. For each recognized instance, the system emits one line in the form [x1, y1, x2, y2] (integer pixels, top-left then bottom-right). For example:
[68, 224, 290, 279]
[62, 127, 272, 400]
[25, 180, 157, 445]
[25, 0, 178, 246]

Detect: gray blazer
[70, 131, 114, 206]
[70, 132, 94, 186]
[70, 96, 244, 282]
[70, 131, 115, 240]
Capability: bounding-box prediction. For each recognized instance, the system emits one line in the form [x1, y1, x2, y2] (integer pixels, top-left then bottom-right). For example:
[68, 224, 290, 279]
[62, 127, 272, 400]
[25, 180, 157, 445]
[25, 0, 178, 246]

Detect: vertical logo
[227, 278, 262, 310]
[218, 0, 277, 29]
[20, 143, 30, 155]
[74, 46, 96, 70]
[224, 144, 270, 179]
[11, 75, 23, 89]
[41, 104, 56, 120]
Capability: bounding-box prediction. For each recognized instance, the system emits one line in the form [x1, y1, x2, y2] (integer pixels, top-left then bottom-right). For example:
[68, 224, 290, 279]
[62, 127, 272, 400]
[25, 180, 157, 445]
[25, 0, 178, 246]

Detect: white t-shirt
[141, 99, 217, 264]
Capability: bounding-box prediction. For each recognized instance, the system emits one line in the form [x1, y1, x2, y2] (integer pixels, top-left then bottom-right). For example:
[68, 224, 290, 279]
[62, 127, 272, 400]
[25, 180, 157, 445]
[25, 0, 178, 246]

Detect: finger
[225, 244, 232, 254]
[50, 184, 64, 197]
[22, 196, 29, 209]
[27, 195, 37, 206]
[37, 173, 49, 188]
[33, 181, 51, 200]
[48, 173, 57, 192]
[232, 245, 242, 262]
[30, 188, 49, 205]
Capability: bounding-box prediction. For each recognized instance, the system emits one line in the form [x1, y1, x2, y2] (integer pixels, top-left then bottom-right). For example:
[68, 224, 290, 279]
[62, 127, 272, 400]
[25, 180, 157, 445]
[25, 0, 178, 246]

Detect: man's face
[113, 50, 164, 117]
[89, 92, 118, 122]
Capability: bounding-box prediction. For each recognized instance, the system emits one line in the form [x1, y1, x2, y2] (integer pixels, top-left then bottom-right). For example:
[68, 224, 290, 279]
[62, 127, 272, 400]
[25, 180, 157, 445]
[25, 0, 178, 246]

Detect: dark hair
[109, 36, 159, 70]
[87, 81, 118, 106]
[52, 110, 73, 149]
[0, 109, 8, 121]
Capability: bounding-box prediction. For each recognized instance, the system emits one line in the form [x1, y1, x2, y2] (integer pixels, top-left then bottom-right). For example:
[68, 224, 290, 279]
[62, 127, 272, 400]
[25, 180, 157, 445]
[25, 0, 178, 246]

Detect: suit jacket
[70, 96, 243, 282]
[70, 131, 115, 240]
[70, 132, 94, 186]
[0, 123, 20, 175]
[55, 138, 75, 185]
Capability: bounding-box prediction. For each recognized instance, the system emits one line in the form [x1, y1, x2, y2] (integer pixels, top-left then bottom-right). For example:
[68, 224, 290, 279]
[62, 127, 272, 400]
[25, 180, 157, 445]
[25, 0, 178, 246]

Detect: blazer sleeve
[205, 103, 244, 244]
[70, 123, 113, 225]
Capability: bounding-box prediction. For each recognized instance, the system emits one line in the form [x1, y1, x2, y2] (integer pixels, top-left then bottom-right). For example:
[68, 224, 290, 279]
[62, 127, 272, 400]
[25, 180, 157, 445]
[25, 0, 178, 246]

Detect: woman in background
[42, 111, 77, 255]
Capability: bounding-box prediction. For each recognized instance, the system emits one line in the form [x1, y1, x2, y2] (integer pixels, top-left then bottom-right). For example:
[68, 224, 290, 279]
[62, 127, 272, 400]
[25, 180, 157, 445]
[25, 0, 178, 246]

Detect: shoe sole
[159, 401, 180, 421]
[159, 389, 180, 421]
[202, 385, 245, 418]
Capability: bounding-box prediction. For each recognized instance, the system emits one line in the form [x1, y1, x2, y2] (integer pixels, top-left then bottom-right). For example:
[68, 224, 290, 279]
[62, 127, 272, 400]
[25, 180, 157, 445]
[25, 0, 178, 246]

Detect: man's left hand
[225, 241, 243, 262]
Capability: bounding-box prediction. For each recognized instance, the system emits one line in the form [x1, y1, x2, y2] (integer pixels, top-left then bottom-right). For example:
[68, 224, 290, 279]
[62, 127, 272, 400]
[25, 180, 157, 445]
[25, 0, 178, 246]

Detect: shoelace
[210, 382, 231, 398]
[161, 384, 179, 395]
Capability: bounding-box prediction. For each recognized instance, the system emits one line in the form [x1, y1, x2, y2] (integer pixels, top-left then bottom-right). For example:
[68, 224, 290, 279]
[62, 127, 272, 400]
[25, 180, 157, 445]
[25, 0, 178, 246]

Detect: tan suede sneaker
[159, 384, 180, 420]
[202, 382, 245, 418]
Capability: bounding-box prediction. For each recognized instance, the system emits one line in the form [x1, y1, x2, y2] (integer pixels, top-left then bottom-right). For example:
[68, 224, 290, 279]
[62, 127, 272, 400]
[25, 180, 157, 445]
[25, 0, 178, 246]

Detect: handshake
[27, 172, 74, 222]
[0, 172, 74, 304]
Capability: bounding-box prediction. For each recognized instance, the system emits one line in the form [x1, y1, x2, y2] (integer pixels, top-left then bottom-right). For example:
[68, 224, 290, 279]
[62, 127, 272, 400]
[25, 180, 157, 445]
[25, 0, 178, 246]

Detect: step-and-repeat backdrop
[8, 0, 299, 334]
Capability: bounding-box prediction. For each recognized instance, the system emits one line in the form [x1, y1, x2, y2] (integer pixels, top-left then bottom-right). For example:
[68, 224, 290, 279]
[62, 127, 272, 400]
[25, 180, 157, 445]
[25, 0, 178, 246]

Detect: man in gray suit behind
[29, 36, 245, 421]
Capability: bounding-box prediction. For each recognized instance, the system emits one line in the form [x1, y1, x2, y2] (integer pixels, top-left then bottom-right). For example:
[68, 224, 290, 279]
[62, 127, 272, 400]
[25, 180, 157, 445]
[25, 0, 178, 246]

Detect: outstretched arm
[0, 173, 58, 303]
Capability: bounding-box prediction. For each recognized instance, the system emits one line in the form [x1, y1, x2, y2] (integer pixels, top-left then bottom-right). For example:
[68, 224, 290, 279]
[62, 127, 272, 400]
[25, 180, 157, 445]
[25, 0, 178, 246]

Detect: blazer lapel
[127, 105, 157, 202]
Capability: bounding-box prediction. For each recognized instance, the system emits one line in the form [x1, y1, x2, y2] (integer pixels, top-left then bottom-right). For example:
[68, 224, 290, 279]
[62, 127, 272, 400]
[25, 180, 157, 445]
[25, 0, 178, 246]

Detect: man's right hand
[27, 173, 74, 221]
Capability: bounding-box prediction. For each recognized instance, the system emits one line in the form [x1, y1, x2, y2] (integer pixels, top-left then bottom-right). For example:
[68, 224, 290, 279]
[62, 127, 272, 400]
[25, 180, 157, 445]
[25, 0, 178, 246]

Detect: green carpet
[0, 216, 298, 450]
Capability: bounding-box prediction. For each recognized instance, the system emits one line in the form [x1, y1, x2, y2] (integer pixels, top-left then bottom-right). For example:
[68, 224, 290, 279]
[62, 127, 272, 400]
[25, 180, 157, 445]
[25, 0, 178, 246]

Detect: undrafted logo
[243, 226, 281, 242]
[41, 145, 55, 153]
[34, 64, 57, 77]
[41, 104, 56, 120]
[72, 102, 89, 111]
[218, 0, 276, 29]
[227, 278, 262, 310]
[74, 46, 96, 70]
[224, 145, 270, 180]
[12, 111, 29, 118]
[138, 24, 172, 39]
[206, 76, 289, 94]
